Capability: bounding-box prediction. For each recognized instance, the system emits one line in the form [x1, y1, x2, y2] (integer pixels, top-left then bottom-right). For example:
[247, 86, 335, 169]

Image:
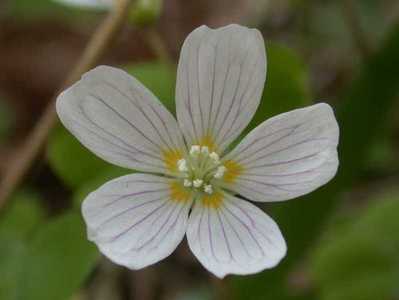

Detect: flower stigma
[176, 145, 227, 195]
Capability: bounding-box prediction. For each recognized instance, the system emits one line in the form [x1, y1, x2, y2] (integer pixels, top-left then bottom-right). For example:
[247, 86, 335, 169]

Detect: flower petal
[82, 173, 193, 269]
[56, 66, 186, 175]
[186, 192, 286, 278]
[175, 24, 266, 152]
[222, 103, 339, 202]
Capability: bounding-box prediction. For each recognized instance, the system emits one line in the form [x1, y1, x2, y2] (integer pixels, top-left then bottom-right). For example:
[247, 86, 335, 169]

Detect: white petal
[53, 0, 112, 9]
[176, 24, 266, 152]
[56, 66, 186, 175]
[82, 173, 193, 269]
[223, 103, 339, 202]
[186, 193, 286, 278]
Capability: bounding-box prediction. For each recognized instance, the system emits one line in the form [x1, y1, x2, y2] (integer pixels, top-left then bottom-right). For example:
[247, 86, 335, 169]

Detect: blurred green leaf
[230, 22, 399, 300]
[319, 274, 398, 300]
[311, 191, 399, 300]
[364, 135, 397, 172]
[0, 193, 98, 300]
[47, 126, 121, 189]
[0, 238, 27, 300]
[176, 286, 213, 300]
[363, 106, 399, 172]
[6, 0, 98, 20]
[124, 62, 176, 112]
[0, 191, 44, 300]
[17, 212, 99, 300]
[249, 42, 311, 129]
[4, 0, 111, 21]
[0, 190, 43, 238]
[128, 0, 163, 27]
[8, 0, 59, 17]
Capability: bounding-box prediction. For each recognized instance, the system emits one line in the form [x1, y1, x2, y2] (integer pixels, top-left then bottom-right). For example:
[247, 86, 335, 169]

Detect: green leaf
[249, 42, 311, 129]
[319, 274, 398, 300]
[0, 190, 43, 238]
[0, 238, 27, 300]
[310, 191, 399, 300]
[17, 212, 99, 300]
[5, 0, 99, 21]
[0, 193, 98, 300]
[7, 0, 60, 17]
[124, 62, 176, 113]
[0, 191, 44, 300]
[176, 286, 214, 300]
[47, 126, 121, 189]
[128, 0, 163, 27]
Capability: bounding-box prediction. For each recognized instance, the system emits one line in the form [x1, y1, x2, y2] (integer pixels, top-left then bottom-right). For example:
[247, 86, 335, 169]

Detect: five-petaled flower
[56, 24, 339, 278]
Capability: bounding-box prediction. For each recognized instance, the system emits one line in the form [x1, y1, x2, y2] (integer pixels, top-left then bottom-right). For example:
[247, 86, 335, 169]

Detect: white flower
[56, 24, 339, 278]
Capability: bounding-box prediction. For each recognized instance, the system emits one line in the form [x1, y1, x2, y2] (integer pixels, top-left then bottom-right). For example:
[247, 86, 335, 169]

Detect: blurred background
[1, 0, 399, 299]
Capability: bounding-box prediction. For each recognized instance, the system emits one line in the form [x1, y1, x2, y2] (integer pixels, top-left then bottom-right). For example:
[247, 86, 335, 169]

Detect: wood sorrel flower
[56, 24, 339, 278]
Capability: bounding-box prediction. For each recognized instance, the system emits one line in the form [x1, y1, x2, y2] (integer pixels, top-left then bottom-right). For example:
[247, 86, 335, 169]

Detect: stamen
[183, 179, 193, 187]
[209, 152, 220, 163]
[204, 184, 213, 194]
[193, 179, 203, 188]
[214, 166, 227, 178]
[177, 159, 188, 172]
[176, 146, 226, 194]
[189, 145, 201, 157]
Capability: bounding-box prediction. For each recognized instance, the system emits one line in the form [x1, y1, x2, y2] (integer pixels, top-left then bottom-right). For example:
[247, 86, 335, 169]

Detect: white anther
[204, 184, 213, 194]
[177, 159, 188, 172]
[190, 145, 201, 157]
[183, 179, 193, 187]
[193, 179, 203, 188]
[214, 166, 227, 178]
[200, 146, 209, 155]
